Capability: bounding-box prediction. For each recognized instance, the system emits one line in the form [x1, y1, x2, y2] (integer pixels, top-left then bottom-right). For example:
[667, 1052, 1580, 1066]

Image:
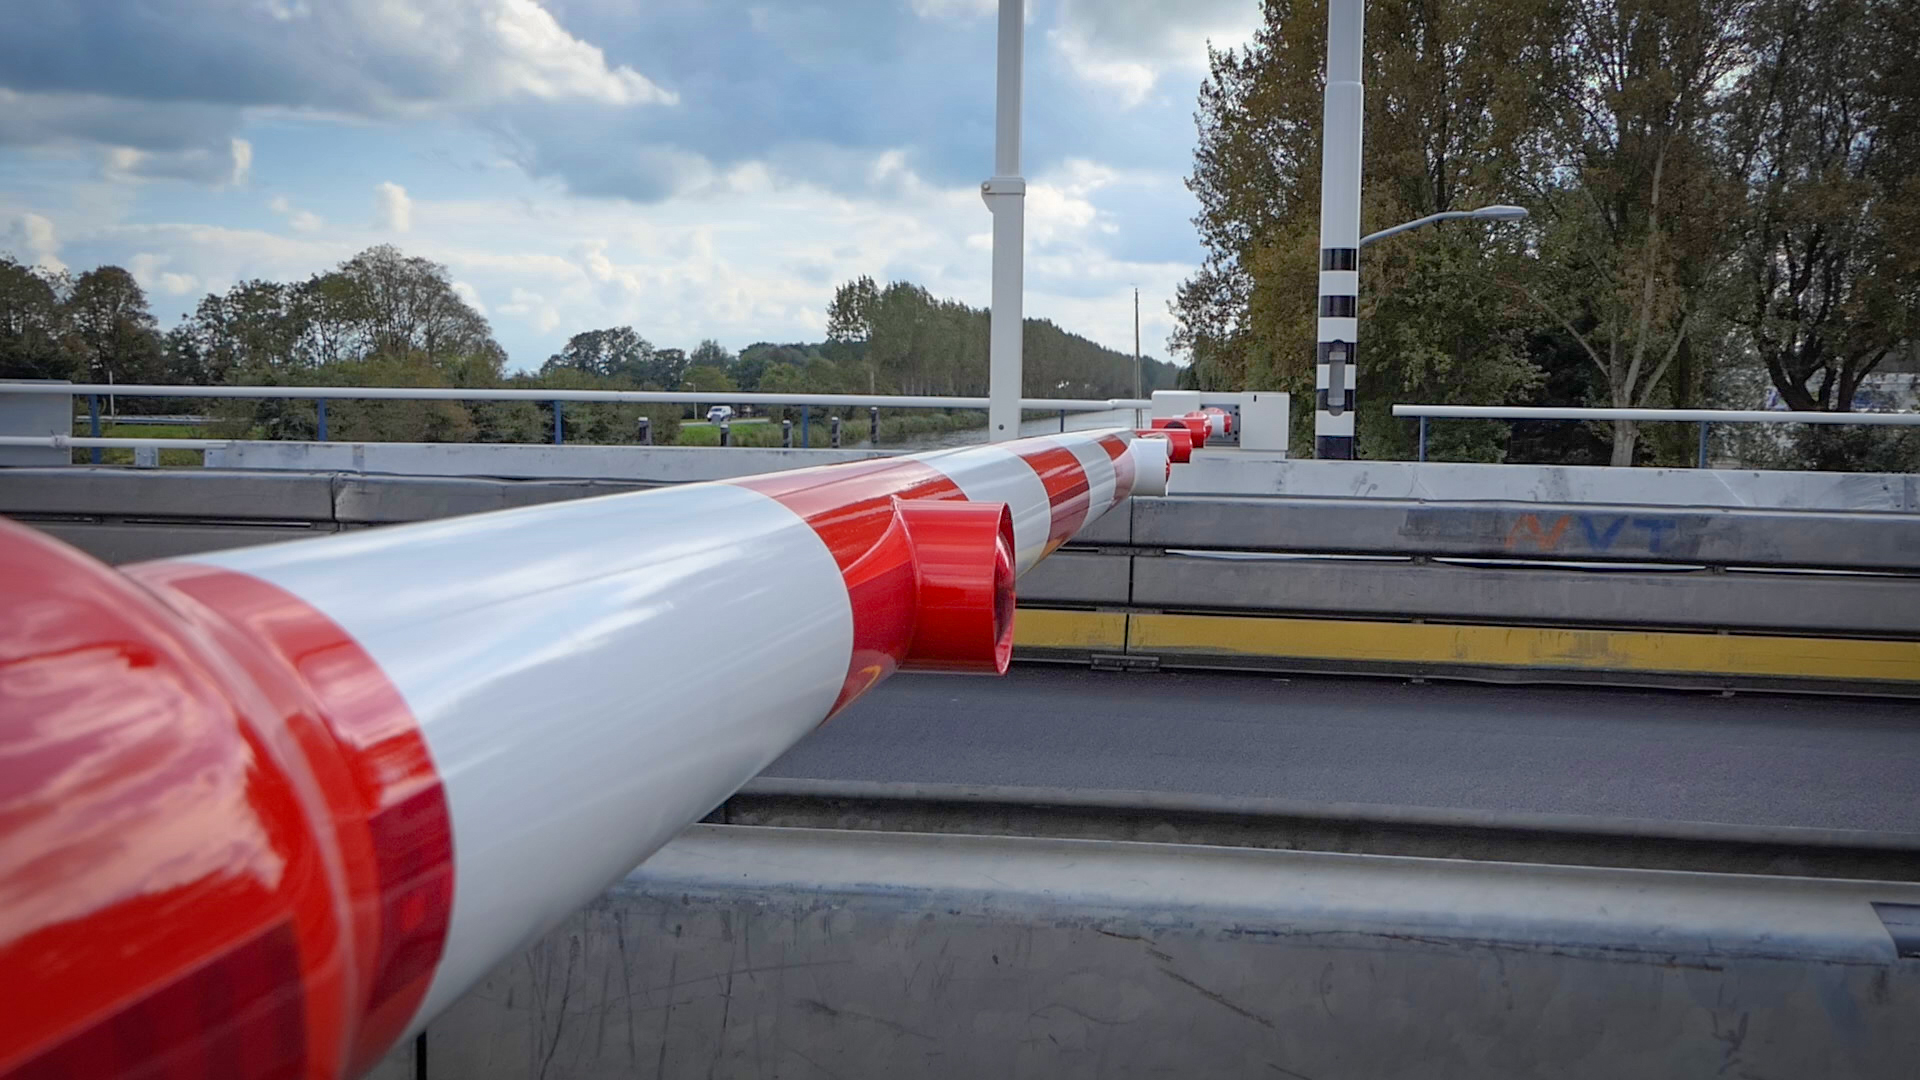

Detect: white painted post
[1316, 0, 1364, 460]
[982, 0, 1026, 443]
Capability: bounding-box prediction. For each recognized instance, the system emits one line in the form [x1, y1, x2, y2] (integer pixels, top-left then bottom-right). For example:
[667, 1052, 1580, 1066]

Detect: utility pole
[982, 0, 1025, 442]
[1133, 287, 1141, 400]
[1315, 0, 1364, 459]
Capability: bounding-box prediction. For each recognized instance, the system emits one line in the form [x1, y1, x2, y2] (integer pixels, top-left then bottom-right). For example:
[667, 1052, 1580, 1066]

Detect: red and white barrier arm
[0, 428, 1172, 1079]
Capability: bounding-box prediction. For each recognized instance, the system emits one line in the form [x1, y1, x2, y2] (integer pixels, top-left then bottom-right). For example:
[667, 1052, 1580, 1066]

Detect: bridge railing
[1394, 403, 1920, 465]
[0, 381, 1152, 460]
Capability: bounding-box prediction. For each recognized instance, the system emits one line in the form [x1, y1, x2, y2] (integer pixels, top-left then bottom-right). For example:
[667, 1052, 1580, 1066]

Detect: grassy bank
[70, 421, 216, 466]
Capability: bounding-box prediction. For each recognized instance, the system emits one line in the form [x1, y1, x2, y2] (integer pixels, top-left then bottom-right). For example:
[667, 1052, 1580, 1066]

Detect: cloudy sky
[0, 0, 1259, 371]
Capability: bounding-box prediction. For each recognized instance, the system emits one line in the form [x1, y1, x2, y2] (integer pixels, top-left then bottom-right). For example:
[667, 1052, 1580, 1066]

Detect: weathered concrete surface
[1172, 454, 1920, 512]
[423, 824, 1920, 1080]
[205, 440, 892, 481]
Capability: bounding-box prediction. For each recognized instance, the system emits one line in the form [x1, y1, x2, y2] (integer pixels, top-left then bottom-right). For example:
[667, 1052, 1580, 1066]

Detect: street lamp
[1310, 0, 1527, 460]
[1361, 205, 1528, 247]
[1313, 0, 1365, 461]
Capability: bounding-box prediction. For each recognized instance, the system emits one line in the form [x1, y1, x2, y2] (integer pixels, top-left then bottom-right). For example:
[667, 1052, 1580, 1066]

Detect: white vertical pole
[1315, 0, 1364, 460]
[982, 0, 1026, 442]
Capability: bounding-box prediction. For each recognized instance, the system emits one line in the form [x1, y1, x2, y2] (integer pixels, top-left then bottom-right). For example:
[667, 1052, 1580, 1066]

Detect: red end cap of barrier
[1176, 416, 1210, 448]
[0, 520, 350, 1080]
[1185, 411, 1225, 440]
[1137, 427, 1192, 463]
[1202, 406, 1233, 434]
[1150, 416, 1207, 450]
[896, 500, 1016, 674]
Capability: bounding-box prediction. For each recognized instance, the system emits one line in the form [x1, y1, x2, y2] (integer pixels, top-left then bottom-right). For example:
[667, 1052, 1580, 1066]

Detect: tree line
[1176, 0, 1919, 469]
[0, 247, 1172, 446]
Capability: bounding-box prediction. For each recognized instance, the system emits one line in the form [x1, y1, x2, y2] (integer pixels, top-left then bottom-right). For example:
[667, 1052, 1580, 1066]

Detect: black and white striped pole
[1315, 0, 1364, 460]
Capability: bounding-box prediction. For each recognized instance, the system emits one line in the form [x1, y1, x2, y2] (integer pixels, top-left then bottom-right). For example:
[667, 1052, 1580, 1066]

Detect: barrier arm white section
[0, 427, 1175, 1079]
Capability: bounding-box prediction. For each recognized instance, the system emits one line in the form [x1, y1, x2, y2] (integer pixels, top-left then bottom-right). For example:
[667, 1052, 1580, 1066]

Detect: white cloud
[1050, 0, 1259, 106]
[99, 142, 257, 186]
[230, 138, 253, 186]
[0, 0, 677, 191]
[269, 194, 324, 232]
[1026, 158, 1117, 245]
[500, 286, 560, 332]
[127, 252, 200, 296]
[8, 212, 66, 272]
[486, 0, 676, 106]
[451, 280, 488, 316]
[376, 182, 413, 233]
[1050, 30, 1158, 108]
[11, 105, 1201, 368]
[367, 149, 1194, 363]
[908, 0, 996, 18]
[256, 0, 311, 20]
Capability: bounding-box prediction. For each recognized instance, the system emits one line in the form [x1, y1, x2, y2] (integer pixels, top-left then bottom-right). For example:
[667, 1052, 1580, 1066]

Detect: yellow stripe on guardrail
[1012, 608, 1129, 652]
[1131, 613, 1920, 683]
[1012, 607, 1920, 684]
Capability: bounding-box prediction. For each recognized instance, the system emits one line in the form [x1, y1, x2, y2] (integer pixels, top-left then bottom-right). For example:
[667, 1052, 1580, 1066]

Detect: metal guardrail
[5, 381, 1153, 411]
[7, 468, 1914, 635]
[1124, 495, 1920, 571]
[5, 469, 1914, 691]
[1394, 403, 1920, 466]
[0, 468, 661, 564]
[5, 381, 1150, 459]
[1030, 494, 1920, 640]
[19, 471, 1914, 572]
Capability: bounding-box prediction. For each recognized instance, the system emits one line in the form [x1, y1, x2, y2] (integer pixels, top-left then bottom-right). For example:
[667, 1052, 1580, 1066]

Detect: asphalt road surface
[763, 666, 1920, 833]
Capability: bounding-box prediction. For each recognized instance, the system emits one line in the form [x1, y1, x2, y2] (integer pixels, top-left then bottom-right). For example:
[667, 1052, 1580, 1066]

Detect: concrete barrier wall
[8, 468, 1917, 571]
[1137, 496, 1920, 570]
[1131, 554, 1918, 636]
[414, 823, 1920, 1080]
[8, 468, 1916, 689]
[1172, 452, 1920, 512]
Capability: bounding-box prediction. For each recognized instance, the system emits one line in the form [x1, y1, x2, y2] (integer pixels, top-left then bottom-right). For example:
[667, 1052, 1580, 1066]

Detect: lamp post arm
[1360, 210, 1476, 247]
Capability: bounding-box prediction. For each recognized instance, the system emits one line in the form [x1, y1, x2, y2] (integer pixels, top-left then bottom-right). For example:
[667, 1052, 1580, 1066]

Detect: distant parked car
[707, 405, 734, 424]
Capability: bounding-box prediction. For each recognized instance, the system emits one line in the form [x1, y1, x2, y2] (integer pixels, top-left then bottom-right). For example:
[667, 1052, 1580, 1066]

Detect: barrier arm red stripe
[0, 428, 1177, 1079]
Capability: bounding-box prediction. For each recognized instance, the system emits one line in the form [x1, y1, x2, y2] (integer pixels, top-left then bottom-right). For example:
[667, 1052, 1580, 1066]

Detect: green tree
[159, 325, 215, 385]
[1174, 0, 1559, 459]
[186, 280, 311, 379]
[191, 246, 509, 440]
[681, 364, 736, 395]
[66, 266, 166, 397]
[689, 338, 734, 370]
[827, 275, 882, 391]
[542, 327, 656, 383]
[0, 255, 73, 380]
[820, 275, 1175, 403]
[1516, 0, 1747, 465]
[646, 347, 689, 390]
[327, 245, 498, 368]
[1726, 0, 1920, 415]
